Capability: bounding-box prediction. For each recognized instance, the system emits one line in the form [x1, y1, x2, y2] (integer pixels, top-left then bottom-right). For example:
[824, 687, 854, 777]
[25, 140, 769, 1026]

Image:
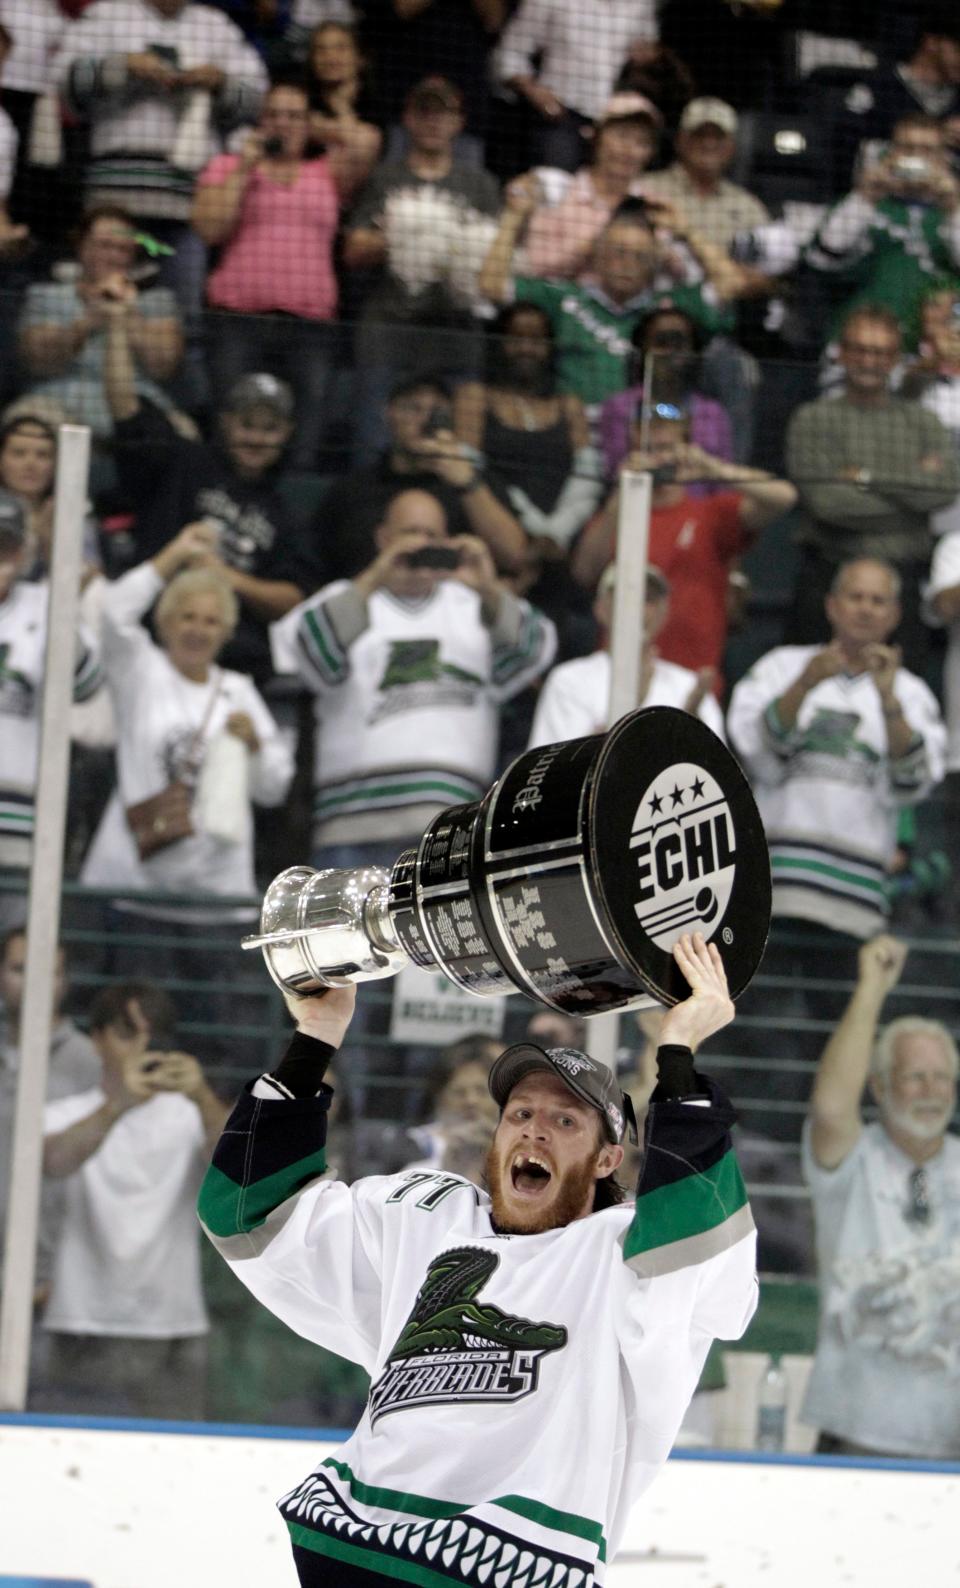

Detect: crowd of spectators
[1, 0, 960, 1453]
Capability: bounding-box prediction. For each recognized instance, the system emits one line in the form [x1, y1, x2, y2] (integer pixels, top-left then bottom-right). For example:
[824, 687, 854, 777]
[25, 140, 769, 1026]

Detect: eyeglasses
[903, 1165, 931, 1226]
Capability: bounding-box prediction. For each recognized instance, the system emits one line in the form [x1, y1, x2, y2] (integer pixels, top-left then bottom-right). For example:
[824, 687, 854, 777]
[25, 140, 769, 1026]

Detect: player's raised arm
[197, 985, 388, 1367]
[624, 933, 755, 1285]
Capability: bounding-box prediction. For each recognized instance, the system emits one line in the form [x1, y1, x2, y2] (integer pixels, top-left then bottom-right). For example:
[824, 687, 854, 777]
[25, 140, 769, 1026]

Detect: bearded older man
[802, 934, 960, 1458]
[199, 933, 757, 1588]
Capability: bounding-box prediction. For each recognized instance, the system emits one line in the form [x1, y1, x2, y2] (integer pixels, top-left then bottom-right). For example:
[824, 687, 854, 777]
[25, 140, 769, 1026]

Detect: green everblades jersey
[199, 1076, 756, 1585]
[515, 276, 735, 406]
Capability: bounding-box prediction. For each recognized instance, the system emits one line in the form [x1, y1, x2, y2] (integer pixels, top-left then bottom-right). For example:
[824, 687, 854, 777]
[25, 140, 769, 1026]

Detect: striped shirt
[0, 580, 101, 861]
[728, 644, 946, 939]
[271, 579, 556, 848]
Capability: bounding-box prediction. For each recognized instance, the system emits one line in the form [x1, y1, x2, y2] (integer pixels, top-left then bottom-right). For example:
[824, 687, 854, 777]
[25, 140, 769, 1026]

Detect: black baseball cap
[489, 1043, 638, 1145]
[406, 75, 464, 115]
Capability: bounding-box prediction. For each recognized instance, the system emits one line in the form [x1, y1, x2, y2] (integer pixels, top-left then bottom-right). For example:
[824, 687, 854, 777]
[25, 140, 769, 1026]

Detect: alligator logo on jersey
[380, 639, 482, 691]
[369, 1246, 566, 1426]
[630, 760, 736, 949]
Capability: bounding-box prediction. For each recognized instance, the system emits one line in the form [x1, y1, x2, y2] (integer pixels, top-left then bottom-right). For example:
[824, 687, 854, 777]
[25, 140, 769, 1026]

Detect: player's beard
[484, 1141, 600, 1234]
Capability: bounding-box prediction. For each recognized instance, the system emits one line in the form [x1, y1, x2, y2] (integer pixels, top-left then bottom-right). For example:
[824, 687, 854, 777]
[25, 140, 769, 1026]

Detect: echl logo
[630, 761, 736, 950]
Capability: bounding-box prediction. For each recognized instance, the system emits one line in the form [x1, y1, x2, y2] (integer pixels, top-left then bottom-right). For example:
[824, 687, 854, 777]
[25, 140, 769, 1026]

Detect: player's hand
[857, 934, 908, 996]
[282, 984, 357, 1048]
[658, 932, 734, 1052]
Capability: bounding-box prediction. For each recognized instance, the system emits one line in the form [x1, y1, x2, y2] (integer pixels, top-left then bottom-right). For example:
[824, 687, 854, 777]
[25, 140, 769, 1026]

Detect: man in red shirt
[572, 408, 796, 676]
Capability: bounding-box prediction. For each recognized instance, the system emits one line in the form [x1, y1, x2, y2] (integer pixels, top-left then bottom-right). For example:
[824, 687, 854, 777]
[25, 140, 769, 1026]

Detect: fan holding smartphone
[270, 486, 557, 872]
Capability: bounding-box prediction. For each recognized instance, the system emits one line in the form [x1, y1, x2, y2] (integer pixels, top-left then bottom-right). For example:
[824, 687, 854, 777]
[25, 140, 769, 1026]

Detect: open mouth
[510, 1153, 553, 1198]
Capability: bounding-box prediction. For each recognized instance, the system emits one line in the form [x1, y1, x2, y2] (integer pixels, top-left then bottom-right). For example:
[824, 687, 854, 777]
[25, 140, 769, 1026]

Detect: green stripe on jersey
[303, 607, 343, 680]
[197, 1149, 327, 1238]
[624, 1147, 749, 1263]
[316, 776, 481, 814]
[322, 1459, 607, 1558]
[771, 854, 886, 895]
[0, 806, 33, 833]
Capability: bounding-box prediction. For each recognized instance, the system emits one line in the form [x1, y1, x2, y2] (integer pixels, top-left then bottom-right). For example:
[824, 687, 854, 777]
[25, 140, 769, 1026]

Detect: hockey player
[200, 932, 756, 1585]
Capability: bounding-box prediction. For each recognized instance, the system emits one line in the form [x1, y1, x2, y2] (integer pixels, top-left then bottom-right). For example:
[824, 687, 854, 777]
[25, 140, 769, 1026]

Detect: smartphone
[263, 135, 285, 159]
[404, 545, 462, 570]
[148, 44, 180, 68]
[421, 404, 453, 438]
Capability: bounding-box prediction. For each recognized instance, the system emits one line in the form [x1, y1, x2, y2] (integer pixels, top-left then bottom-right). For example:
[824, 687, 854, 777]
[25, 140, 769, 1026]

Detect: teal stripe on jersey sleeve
[623, 1147, 753, 1278]
[198, 1149, 327, 1238]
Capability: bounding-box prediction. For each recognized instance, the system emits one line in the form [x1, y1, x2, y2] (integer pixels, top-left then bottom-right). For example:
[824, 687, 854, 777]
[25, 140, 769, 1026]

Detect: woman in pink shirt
[521, 93, 662, 282]
[192, 81, 341, 470]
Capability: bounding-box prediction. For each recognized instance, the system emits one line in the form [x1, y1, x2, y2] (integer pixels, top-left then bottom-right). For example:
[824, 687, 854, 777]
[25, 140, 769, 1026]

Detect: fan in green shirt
[479, 194, 735, 407]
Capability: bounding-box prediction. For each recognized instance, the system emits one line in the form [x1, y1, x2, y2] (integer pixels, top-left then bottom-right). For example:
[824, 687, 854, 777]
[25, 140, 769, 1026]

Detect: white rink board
[0, 1419, 958, 1588]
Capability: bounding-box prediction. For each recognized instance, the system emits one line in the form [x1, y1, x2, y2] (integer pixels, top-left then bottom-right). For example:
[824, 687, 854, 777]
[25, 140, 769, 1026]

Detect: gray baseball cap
[222, 372, 295, 420]
[489, 1043, 638, 1145]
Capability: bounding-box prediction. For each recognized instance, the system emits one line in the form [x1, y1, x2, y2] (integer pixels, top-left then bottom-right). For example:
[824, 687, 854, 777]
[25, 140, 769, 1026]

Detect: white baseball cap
[679, 97, 738, 136]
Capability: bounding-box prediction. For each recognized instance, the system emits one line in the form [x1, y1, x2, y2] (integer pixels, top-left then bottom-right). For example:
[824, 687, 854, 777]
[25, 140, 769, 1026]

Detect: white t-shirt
[927, 526, 960, 772]
[528, 649, 726, 749]
[43, 1088, 209, 1338]
[0, 0, 62, 93]
[80, 562, 293, 908]
[802, 1120, 960, 1456]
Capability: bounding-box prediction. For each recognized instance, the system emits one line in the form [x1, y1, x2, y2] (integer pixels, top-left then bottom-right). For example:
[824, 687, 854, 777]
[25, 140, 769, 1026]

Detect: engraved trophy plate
[244, 707, 772, 1015]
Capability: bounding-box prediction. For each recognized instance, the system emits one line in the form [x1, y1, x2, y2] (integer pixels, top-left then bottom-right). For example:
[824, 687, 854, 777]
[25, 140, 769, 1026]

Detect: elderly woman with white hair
[84, 521, 294, 902]
[82, 524, 295, 1062]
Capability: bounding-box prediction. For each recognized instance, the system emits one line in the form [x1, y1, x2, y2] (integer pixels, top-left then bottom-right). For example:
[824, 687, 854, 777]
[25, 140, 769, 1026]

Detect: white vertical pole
[0, 424, 91, 1410]
[590, 468, 653, 1073]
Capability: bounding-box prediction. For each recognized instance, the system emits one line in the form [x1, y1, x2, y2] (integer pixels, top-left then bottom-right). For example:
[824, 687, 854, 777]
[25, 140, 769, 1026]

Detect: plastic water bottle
[756, 1354, 788, 1452]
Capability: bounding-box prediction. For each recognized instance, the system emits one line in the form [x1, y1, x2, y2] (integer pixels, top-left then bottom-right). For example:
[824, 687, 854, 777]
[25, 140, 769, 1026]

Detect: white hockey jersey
[728, 646, 946, 938]
[200, 1077, 757, 1585]
[0, 580, 101, 859]
[272, 580, 556, 846]
[528, 650, 725, 749]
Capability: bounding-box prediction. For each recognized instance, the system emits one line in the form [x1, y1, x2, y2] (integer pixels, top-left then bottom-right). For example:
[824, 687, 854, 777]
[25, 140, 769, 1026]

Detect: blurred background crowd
[2, 0, 960, 1460]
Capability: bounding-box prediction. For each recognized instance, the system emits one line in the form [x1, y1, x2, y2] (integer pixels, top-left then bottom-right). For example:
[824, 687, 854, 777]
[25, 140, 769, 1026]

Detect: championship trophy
[243, 706, 771, 1014]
